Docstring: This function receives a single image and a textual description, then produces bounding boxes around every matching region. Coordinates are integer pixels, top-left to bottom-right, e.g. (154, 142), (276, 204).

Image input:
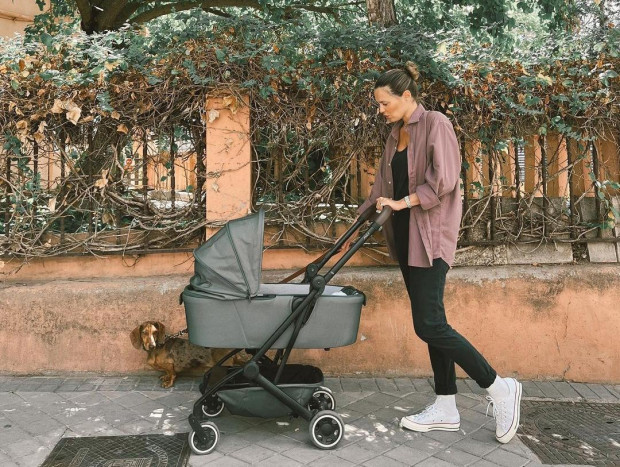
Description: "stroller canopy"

(190, 209), (264, 299)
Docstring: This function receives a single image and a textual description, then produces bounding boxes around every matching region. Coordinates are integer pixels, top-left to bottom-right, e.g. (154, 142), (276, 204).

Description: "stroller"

(181, 204), (392, 455)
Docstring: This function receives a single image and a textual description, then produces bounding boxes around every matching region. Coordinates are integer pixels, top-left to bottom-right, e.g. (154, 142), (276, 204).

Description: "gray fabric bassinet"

(183, 209), (365, 349)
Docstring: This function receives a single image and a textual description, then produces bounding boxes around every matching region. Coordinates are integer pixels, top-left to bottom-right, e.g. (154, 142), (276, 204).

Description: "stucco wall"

(1, 264), (618, 383)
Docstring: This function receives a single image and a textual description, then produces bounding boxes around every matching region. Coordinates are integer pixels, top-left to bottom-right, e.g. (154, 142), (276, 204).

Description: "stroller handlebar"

(357, 203), (393, 228)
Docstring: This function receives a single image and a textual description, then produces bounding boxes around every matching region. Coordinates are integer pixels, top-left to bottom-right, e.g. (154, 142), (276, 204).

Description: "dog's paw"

(161, 377), (174, 388)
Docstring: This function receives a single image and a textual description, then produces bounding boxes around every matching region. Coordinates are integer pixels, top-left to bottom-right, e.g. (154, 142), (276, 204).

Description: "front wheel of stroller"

(201, 394), (225, 417)
(307, 387), (336, 412)
(188, 421), (219, 455)
(309, 410), (344, 450)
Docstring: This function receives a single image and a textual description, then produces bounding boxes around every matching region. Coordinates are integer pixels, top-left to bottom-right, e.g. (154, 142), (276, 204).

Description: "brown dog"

(130, 321), (245, 388)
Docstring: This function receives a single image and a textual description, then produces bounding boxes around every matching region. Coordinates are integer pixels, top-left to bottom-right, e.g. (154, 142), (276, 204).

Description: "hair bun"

(405, 61), (420, 80)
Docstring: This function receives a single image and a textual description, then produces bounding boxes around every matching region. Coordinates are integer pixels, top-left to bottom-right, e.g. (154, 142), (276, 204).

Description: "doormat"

(41, 433), (190, 467)
(517, 401), (620, 465)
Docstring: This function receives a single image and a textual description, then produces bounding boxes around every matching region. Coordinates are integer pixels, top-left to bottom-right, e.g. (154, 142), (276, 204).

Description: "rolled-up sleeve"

(357, 158), (385, 215)
(416, 120), (461, 211)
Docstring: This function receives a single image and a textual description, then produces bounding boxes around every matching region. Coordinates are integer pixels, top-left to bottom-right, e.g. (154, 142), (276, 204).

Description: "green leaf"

(215, 48), (227, 62)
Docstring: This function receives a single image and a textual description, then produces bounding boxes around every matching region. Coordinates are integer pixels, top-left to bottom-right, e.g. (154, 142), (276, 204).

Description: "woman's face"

(374, 86), (411, 123)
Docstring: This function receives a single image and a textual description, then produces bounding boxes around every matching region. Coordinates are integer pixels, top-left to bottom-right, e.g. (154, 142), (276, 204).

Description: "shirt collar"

(389, 103), (426, 141)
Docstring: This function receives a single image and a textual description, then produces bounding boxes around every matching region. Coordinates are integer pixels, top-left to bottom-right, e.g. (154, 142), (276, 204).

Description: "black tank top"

(391, 147), (409, 201)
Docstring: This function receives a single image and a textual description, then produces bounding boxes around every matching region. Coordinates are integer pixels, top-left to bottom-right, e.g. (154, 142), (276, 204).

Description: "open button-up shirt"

(358, 104), (462, 267)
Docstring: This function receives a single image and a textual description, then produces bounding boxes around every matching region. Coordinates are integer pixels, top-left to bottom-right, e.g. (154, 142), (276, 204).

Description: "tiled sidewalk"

(0, 375), (617, 466)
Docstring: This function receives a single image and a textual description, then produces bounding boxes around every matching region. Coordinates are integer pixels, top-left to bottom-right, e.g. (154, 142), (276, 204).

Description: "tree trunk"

(366, 0), (397, 26)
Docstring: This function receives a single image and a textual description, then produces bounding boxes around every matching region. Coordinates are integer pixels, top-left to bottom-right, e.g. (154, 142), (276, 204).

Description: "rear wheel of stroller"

(307, 387), (336, 411)
(188, 421), (219, 455)
(309, 410), (344, 450)
(201, 394), (225, 417)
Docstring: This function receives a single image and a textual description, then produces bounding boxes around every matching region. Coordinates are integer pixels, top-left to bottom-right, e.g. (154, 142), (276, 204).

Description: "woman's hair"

(375, 61), (419, 99)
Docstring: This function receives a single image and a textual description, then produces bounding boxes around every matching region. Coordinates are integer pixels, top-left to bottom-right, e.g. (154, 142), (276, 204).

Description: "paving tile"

(470, 460), (503, 467)
(483, 447), (530, 466)
(414, 456), (458, 466)
(256, 433), (303, 453)
(361, 392), (401, 407)
(549, 381), (581, 399)
(364, 455), (409, 466)
(332, 441), (382, 464)
(452, 437), (497, 457)
(344, 399), (383, 416)
(605, 385), (620, 399)
(3, 438), (44, 459)
(324, 378), (342, 393)
(308, 454), (357, 466)
(520, 381), (545, 398)
(464, 379), (486, 395)
(411, 379), (434, 393)
(340, 379), (362, 392)
(0, 390), (25, 404)
(255, 453), (302, 466)
(383, 444), (430, 464)
(586, 383), (617, 400)
(455, 394), (484, 409)
(0, 449), (19, 467)
(435, 447), (481, 465)
(358, 378), (380, 392)
(404, 434), (449, 455)
(281, 445), (327, 464)
(568, 382), (599, 399)
(113, 391), (154, 408)
(229, 444), (277, 464)
(15, 449), (49, 467)
(456, 380), (471, 395)
(531, 381), (562, 399)
(393, 378), (416, 392)
(375, 378), (399, 393)
(198, 456), (249, 466)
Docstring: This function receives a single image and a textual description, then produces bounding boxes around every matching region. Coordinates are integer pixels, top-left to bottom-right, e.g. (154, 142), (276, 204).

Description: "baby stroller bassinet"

(183, 205), (392, 455)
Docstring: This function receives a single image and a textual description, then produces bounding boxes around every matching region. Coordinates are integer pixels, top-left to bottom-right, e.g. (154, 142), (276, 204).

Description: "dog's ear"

(130, 325), (143, 349)
(155, 322), (166, 344)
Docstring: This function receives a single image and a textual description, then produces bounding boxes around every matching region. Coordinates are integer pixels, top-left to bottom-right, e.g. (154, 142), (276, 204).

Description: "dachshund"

(130, 321), (247, 388)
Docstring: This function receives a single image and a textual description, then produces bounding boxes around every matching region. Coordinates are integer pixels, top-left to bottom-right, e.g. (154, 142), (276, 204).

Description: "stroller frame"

(186, 205), (392, 454)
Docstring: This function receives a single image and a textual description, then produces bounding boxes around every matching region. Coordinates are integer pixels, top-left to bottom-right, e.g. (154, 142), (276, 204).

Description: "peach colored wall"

(1, 264), (618, 383)
(0, 0), (48, 37)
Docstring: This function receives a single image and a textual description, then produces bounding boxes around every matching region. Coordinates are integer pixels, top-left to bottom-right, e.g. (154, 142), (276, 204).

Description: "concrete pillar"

(204, 95), (251, 229)
(596, 134), (620, 196)
(568, 138), (589, 197)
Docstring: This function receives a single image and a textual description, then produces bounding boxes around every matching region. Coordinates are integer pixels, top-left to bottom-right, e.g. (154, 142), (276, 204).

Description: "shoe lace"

(415, 403), (439, 420)
(485, 396), (507, 424)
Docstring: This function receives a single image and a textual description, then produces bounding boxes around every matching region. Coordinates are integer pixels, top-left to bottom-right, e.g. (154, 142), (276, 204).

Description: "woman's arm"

(415, 118), (461, 211)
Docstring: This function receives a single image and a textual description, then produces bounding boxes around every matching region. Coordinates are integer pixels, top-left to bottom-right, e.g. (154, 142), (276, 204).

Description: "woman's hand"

(376, 197), (407, 211)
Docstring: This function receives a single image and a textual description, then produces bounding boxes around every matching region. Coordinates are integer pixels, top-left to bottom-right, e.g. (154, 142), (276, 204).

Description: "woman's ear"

(130, 325), (143, 349)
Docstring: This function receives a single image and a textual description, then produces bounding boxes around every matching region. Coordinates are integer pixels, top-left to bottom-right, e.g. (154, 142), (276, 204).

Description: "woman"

(349, 63), (521, 444)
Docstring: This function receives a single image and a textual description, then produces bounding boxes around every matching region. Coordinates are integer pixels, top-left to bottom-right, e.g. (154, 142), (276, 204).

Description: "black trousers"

(392, 211), (496, 395)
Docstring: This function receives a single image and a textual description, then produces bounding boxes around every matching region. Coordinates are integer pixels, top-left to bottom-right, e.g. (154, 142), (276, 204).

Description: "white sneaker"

(486, 377), (522, 443)
(400, 401), (460, 432)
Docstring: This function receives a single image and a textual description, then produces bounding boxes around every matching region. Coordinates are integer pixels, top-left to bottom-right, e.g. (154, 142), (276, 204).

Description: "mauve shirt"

(358, 104), (462, 268)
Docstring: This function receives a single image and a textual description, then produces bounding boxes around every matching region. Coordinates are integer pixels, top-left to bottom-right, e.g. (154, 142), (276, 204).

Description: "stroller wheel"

(201, 394), (225, 417)
(309, 410), (344, 450)
(188, 421), (219, 455)
(307, 388), (336, 412)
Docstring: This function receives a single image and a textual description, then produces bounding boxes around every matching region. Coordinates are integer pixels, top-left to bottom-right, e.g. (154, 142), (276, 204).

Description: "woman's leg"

(408, 259), (496, 390)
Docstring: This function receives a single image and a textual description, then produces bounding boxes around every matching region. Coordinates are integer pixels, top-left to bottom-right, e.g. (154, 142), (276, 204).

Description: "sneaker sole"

(496, 380), (522, 444)
(400, 419), (460, 433)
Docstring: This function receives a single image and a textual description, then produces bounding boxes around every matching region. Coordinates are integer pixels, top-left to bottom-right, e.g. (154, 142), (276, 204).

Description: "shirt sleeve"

(357, 157), (385, 215)
(415, 119), (461, 211)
